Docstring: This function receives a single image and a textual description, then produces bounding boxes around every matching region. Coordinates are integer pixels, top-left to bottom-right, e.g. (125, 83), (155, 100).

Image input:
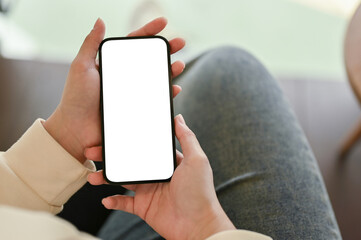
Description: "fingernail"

(157, 16), (168, 23)
(177, 114), (186, 124)
(93, 18), (100, 30)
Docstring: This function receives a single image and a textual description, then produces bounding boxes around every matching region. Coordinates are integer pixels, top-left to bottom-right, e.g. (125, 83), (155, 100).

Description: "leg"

(97, 210), (162, 240)
(98, 46), (341, 240)
(173, 46), (341, 239)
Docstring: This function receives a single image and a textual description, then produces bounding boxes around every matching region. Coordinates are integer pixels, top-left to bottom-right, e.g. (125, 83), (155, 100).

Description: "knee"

(201, 46), (261, 72)
(204, 46), (254, 63)
(194, 46), (276, 90)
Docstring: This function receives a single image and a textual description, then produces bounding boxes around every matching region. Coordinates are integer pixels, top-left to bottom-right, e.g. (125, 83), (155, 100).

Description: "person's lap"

(97, 46), (341, 240)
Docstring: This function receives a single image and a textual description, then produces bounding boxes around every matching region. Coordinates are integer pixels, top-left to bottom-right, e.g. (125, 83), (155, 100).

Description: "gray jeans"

(98, 47), (341, 240)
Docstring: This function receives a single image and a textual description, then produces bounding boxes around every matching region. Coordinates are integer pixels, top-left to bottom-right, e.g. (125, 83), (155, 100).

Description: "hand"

(86, 115), (236, 240)
(43, 17), (185, 163)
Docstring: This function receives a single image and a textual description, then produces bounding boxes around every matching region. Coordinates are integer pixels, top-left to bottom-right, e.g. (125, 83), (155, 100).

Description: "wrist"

(190, 205), (236, 240)
(43, 108), (86, 164)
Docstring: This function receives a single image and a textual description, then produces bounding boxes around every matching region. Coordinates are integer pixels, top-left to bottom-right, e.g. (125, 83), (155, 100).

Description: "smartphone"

(99, 36), (176, 184)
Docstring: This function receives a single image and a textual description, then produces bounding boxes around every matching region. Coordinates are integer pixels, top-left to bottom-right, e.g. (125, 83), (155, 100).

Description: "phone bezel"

(98, 36), (177, 185)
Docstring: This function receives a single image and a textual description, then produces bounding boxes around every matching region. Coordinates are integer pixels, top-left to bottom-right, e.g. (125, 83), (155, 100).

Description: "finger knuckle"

(85, 33), (92, 41)
(198, 154), (210, 165)
(200, 154), (209, 162)
(182, 129), (196, 139)
(188, 152), (208, 163)
(71, 58), (88, 72)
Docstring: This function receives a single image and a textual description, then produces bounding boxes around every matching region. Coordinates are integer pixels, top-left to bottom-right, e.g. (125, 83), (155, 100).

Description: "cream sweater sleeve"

(0, 119), (272, 240)
(0, 119), (96, 214)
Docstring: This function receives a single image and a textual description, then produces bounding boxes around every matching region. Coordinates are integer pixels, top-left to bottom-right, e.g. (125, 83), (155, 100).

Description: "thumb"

(175, 114), (205, 158)
(75, 18), (105, 67)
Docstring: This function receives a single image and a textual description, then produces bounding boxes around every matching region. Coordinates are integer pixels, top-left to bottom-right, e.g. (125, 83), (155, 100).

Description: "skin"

(43, 17), (185, 164)
(86, 115), (236, 240)
(43, 17), (235, 240)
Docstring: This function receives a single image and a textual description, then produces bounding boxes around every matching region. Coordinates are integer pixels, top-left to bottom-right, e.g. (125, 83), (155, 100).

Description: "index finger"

(174, 114), (205, 158)
(127, 17), (167, 37)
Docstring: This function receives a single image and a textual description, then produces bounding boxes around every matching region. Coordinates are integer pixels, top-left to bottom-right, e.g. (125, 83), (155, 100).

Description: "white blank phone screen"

(101, 37), (174, 183)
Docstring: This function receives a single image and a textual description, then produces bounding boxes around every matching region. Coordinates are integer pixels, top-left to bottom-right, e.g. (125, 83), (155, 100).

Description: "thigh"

(172, 46), (341, 240)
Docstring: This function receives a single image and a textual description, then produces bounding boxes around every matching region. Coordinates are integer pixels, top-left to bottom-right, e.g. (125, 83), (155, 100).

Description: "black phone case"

(98, 36), (177, 185)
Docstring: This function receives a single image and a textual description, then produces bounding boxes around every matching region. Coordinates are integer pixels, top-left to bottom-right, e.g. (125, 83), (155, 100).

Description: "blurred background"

(0, 0), (357, 78)
(1, 0), (361, 239)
